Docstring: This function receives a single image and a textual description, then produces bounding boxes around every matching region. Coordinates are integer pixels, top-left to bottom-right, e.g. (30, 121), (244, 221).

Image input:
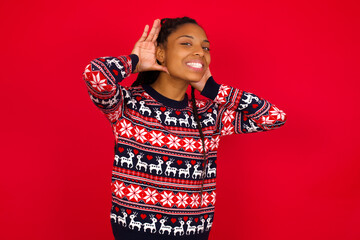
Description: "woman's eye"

(180, 43), (210, 51)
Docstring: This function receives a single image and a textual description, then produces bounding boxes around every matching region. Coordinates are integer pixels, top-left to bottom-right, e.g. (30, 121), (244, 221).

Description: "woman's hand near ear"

(131, 19), (169, 74)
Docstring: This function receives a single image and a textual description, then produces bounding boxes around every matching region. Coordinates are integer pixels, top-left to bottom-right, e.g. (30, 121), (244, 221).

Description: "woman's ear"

(156, 45), (165, 65)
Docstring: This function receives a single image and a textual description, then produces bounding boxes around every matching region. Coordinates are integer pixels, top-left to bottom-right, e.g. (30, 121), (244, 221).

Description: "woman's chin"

(169, 71), (204, 83)
(184, 72), (205, 82)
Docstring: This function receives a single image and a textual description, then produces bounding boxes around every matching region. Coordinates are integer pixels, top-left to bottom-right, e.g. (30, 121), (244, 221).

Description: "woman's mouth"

(185, 62), (204, 71)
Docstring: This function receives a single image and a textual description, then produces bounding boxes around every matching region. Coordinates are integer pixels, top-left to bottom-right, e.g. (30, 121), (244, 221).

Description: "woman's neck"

(150, 73), (189, 101)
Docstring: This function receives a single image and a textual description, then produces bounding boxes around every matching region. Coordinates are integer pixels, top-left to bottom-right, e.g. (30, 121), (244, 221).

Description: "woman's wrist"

(200, 76), (220, 100)
(129, 54), (140, 73)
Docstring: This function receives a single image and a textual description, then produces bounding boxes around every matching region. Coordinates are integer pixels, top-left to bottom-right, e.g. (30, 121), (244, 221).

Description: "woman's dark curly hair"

(132, 17), (209, 207)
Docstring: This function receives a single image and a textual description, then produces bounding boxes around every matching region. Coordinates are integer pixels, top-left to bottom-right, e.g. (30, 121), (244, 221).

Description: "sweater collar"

(141, 84), (189, 109)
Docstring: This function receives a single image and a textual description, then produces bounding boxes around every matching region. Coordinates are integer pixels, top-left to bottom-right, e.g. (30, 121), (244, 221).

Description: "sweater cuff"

(200, 76), (221, 100)
(129, 54), (139, 73)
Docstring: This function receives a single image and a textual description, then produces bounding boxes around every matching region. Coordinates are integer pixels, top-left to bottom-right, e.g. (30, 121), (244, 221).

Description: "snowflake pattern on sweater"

(83, 54), (286, 240)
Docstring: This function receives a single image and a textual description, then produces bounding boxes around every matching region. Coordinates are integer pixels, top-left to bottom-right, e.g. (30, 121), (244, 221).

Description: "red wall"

(1, 0), (359, 239)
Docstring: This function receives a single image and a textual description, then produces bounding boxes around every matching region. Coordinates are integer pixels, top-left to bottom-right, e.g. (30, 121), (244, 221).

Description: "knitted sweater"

(82, 54), (287, 240)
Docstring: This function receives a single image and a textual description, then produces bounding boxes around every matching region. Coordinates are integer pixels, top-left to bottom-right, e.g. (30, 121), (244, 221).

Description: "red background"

(1, 0), (359, 239)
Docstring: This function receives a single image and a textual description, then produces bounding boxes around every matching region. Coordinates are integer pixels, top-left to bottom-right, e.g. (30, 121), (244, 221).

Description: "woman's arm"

(82, 54), (138, 123)
(200, 76), (287, 136)
(82, 19), (167, 123)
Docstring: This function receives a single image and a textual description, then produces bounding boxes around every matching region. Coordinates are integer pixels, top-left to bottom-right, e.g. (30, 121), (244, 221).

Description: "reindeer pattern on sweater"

(83, 54), (287, 239)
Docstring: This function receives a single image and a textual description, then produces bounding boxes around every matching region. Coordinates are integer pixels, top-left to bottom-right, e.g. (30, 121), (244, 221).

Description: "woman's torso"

(109, 84), (221, 239)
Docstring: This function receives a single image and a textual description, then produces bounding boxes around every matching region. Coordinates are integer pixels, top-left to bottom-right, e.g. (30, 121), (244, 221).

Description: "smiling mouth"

(185, 62), (204, 71)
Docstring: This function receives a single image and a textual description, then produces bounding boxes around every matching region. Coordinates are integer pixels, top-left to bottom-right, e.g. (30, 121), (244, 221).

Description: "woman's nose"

(193, 45), (205, 57)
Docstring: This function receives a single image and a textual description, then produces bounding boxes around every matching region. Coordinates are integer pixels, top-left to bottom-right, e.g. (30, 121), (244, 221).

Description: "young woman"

(83, 17), (286, 240)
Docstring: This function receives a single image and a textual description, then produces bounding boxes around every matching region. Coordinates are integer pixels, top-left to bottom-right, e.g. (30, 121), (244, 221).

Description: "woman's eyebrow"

(176, 35), (210, 43)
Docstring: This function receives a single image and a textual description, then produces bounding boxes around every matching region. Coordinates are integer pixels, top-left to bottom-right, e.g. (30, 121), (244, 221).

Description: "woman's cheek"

(167, 59), (183, 75)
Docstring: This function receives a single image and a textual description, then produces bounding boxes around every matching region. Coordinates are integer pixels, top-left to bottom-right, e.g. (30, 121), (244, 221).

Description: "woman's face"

(158, 23), (211, 83)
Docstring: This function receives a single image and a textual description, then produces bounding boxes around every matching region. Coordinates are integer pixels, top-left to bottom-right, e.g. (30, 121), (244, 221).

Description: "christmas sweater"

(82, 54), (287, 240)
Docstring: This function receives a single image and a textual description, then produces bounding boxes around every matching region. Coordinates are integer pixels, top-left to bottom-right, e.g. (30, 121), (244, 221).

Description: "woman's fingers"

(137, 24), (149, 43)
(137, 19), (160, 44)
(151, 20), (161, 43)
(147, 19), (160, 42)
(151, 32), (159, 44)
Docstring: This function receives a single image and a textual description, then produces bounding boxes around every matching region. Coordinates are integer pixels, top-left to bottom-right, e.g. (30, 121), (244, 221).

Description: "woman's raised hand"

(190, 67), (212, 92)
(131, 19), (169, 74)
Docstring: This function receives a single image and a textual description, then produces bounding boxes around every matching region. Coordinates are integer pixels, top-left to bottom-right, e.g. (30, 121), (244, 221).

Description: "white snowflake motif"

(195, 99), (206, 108)
(149, 131), (165, 147)
(182, 138), (197, 152)
(269, 106), (286, 121)
(160, 191), (175, 207)
(166, 134), (181, 150)
(176, 193), (189, 208)
(90, 72), (107, 92)
(209, 136), (220, 151)
(117, 119), (133, 138)
(113, 181), (126, 198)
(201, 193), (210, 207)
(210, 191), (216, 206)
(221, 124), (234, 136)
(198, 138), (209, 153)
(260, 115), (276, 125)
(222, 109), (235, 124)
(189, 193), (200, 208)
(143, 188), (159, 205)
(218, 85), (231, 97)
(133, 126), (148, 143)
(126, 185), (142, 202)
(214, 95), (226, 104)
(83, 64), (91, 79)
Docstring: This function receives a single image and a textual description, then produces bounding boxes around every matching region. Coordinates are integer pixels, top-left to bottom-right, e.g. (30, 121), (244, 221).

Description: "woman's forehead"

(169, 23), (208, 41)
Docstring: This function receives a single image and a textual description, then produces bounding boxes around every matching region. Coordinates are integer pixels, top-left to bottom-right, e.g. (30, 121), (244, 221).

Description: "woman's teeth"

(186, 62), (203, 69)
